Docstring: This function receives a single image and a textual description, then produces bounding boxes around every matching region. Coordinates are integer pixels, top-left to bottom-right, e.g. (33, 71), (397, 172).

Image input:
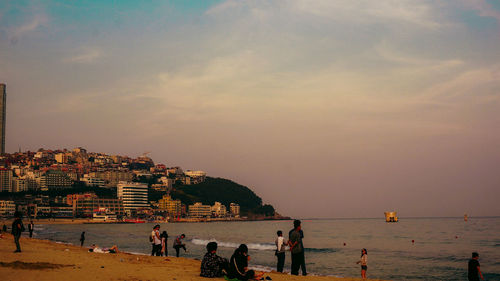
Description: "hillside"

(170, 177), (276, 217)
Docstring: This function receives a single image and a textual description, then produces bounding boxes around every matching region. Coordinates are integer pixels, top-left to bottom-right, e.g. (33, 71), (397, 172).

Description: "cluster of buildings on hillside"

(0, 147), (240, 220)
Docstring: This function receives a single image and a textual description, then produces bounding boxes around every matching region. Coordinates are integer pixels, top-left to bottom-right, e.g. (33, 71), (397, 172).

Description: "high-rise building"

(40, 170), (73, 191)
(0, 168), (13, 192)
(117, 181), (149, 215)
(0, 83), (5, 154)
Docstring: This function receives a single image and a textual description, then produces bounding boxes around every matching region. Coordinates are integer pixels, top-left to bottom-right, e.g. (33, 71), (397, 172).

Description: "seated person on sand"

(226, 244), (264, 281)
(89, 244), (119, 254)
(200, 241), (229, 278)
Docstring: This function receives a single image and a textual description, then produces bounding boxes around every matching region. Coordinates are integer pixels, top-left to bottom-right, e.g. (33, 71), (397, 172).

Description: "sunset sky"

(1, 0), (499, 218)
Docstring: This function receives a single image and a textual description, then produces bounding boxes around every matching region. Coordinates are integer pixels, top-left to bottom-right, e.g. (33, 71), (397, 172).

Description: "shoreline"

(0, 234), (387, 281)
(1, 217), (292, 226)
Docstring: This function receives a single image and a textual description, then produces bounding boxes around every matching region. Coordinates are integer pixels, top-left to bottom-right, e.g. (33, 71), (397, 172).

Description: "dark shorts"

(361, 265), (367, 270)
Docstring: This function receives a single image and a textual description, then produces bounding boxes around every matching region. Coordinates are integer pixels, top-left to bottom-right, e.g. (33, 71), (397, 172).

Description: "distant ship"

(384, 211), (398, 222)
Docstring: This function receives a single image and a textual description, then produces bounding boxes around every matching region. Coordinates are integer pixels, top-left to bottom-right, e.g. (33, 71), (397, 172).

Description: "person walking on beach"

(160, 230), (169, 256)
(151, 225), (162, 256)
(275, 230), (286, 273)
(11, 211), (25, 253)
(356, 248), (368, 280)
(28, 221), (34, 238)
(468, 252), (484, 281)
(289, 219), (306, 276)
(173, 234), (187, 257)
(80, 231), (85, 247)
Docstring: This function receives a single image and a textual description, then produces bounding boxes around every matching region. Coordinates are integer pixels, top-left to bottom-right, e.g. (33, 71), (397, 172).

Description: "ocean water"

(31, 217), (500, 280)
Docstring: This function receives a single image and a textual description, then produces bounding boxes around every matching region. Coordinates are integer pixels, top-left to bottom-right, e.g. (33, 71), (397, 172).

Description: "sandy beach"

(0, 234), (387, 281)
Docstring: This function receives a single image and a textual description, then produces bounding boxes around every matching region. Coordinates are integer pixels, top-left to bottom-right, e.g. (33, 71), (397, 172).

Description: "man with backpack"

(12, 211), (25, 253)
(150, 225), (162, 256)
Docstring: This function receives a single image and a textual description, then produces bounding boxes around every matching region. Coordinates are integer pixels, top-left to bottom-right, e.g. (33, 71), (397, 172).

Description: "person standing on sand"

(160, 230), (169, 256)
(289, 219), (307, 276)
(173, 234), (187, 257)
(11, 211), (25, 253)
(275, 230), (286, 273)
(356, 248), (368, 280)
(151, 225), (162, 256)
(468, 252), (485, 281)
(80, 232), (85, 247)
(28, 221), (34, 238)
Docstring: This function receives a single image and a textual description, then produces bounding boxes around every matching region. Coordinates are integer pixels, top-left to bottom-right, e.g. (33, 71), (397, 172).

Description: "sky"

(1, 0), (499, 218)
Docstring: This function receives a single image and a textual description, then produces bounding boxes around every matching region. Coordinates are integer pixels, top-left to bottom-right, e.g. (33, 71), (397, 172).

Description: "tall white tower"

(0, 83), (5, 154)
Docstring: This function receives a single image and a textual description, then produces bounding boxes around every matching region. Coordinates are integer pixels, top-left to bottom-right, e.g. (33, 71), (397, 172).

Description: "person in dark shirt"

(288, 219), (306, 276)
(200, 242), (228, 278)
(160, 231), (169, 256)
(173, 234), (187, 257)
(80, 231), (85, 247)
(468, 252), (484, 281)
(227, 244), (263, 281)
(11, 211), (24, 253)
(28, 221), (34, 238)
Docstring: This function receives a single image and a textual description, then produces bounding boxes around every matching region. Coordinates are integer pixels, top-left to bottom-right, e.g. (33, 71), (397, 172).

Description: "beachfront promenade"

(0, 234), (386, 281)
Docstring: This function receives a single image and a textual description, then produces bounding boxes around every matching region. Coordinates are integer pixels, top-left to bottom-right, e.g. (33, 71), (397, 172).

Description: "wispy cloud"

(63, 48), (104, 64)
(9, 14), (48, 44)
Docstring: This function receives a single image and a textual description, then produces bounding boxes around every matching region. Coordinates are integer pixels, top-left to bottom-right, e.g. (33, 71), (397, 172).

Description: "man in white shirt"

(151, 225), (162, 256)
(275, 230), (286, 272)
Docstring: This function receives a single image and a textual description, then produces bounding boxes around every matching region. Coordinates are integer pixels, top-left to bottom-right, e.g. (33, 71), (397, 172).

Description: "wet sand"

(0, 234), (387, 281)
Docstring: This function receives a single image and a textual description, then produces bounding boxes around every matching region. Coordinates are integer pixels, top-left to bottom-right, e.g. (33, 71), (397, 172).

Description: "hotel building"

(117, 181), (149, 215)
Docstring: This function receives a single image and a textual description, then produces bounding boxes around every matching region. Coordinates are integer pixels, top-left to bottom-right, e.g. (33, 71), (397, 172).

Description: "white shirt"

(276, 236), (285, 252)
(153, 230), (162, 245)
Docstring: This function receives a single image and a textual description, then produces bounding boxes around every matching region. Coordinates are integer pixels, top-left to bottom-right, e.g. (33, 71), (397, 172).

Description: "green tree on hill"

(171, 177), (275, 216)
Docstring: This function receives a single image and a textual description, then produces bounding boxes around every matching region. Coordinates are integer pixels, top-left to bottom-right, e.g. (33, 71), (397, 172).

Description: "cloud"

(207, 0), (445, 29)
(461, 0), (500, 23)
(63, 48), (104, 64)
(9, 14), (48, 44)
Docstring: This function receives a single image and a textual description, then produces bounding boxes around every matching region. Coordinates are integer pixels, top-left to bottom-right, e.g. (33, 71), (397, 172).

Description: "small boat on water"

(384, 211), (398, 222)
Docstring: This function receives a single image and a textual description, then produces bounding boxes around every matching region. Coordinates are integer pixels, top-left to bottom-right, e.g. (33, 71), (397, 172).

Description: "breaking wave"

(190, 238), (338, 253)
(190, 238), (276, 251)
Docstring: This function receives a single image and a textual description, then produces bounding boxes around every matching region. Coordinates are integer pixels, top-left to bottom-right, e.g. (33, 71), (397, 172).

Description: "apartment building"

(188, 202), (212, 218)
(157, 195), (182, 216)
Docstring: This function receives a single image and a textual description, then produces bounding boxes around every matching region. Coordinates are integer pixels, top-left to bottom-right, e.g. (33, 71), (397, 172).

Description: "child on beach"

(356, 248), (368, 280)
(275, 230), (286, 273)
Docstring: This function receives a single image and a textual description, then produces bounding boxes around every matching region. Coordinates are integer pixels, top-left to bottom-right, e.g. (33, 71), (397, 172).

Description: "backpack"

(149, 233), (154, 243)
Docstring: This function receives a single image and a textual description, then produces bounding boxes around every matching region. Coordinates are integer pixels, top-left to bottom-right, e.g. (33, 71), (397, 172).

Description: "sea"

(31, 217), (500, 281)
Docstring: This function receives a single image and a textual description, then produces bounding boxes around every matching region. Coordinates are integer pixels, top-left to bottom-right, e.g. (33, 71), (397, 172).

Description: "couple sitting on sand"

(200, 243), (267, 281)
